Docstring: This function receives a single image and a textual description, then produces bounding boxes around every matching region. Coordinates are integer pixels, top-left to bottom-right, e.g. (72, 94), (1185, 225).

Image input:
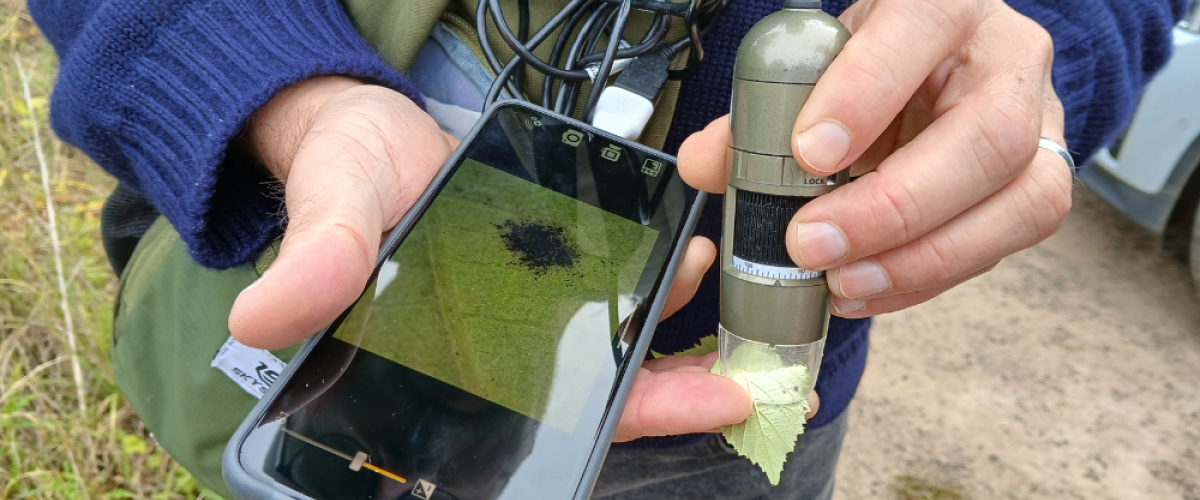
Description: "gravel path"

(834, 189), (1200, 499)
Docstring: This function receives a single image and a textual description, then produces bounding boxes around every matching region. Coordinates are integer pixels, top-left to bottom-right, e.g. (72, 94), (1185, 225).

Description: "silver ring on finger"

(1037, 137), (1075, 172)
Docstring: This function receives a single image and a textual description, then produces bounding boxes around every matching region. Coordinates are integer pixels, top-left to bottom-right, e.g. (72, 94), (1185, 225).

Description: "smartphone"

(223, 100), (706, 500)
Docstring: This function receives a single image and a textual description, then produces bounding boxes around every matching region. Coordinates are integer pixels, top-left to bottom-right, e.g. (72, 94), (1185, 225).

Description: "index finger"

(791, 0), (983, 175)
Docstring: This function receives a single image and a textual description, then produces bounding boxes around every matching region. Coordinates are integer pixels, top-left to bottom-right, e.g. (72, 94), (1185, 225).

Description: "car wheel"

(1192, 200), (1200, 296)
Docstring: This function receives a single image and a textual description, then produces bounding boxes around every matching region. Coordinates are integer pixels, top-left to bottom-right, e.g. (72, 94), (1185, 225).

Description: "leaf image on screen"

(336, 159), (659, 432)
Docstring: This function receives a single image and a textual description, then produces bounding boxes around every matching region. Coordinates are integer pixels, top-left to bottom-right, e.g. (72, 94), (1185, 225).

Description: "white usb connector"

(591, 87), (655, 140)
(588, 46), (674, 141)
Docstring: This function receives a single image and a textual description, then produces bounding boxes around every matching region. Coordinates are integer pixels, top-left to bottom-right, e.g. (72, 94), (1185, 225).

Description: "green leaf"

(16, 488), (43, 499)
(105, 489), (137, 499)
(174, 467), (199, 495)
(120, 434), (147, 455)
(712, 350), (811, 486)
(651, 334), (718, 358)
(4, 393), (35, 413)
(672, 334), (720, 357)
(11, 96), (47, 119)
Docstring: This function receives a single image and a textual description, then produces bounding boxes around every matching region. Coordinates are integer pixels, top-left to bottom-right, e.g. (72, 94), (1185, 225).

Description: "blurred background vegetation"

(0, 3), (219, 498)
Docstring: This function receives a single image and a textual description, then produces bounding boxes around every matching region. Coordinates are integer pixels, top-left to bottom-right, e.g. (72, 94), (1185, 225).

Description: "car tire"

(1192, 200), (1200, 296)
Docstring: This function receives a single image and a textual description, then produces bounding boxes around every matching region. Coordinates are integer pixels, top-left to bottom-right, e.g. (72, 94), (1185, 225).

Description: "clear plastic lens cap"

(718, 325), (824, 405)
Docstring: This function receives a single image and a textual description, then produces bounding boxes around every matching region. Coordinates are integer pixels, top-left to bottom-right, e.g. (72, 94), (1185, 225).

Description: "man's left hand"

(678, 0), (1074, 318)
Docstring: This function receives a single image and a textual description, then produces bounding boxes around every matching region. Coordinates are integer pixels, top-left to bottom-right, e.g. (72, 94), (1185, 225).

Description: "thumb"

(229, 87), (450, 349)
(614, 353), (753, 441)
(677, 115), (731, 194)
(228, 186), (381, 350)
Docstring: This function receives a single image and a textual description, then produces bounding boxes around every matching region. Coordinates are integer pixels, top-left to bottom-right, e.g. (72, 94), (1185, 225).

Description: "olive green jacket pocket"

(112, 218), (298, 498)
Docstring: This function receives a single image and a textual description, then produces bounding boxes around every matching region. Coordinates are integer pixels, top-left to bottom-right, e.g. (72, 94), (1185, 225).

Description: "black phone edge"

(222, 100), (707, 500)
(570, 171), (707, 500)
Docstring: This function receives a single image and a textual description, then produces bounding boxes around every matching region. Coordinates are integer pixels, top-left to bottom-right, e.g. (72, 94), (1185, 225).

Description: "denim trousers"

(593, 409), (849, 500)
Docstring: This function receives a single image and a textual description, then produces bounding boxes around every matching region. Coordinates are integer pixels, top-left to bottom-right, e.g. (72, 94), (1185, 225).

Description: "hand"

(613, 352), (819, 442)
(678, 0), (1073, 318)
(227, 76), (717, 350)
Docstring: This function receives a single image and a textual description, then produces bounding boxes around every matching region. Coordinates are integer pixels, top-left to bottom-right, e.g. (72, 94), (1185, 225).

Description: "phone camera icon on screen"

(641, 158), (664, 177)
(562, 129), (584, 147)
(600, 145), (622, 162)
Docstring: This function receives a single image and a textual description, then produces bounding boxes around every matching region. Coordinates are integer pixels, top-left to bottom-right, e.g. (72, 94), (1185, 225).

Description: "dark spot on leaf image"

(497, 220), (579, 274)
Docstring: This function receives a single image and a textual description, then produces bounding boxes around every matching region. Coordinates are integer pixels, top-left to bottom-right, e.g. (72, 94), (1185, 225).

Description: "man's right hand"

(226, 77), (754, 440)
(228, 76), (455, 349)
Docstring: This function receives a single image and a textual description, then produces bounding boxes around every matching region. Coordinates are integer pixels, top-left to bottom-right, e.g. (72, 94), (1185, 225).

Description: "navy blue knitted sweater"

(30, 0), (1188, 432)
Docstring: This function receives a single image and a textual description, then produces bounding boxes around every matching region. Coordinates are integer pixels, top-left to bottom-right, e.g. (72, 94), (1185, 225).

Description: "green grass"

(0, 4), (217, 498)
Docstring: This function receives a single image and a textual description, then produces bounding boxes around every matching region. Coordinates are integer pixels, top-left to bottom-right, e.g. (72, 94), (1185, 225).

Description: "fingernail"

(793, 221), (848, 269)
(836, 260), (891, 299)
(795, 122), (851, 174)
(831, 296), (866, 314)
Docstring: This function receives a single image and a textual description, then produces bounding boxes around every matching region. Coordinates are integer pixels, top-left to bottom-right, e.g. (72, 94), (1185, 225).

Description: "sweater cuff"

(52, 0), (422, 269)
(1006, 2), (1099, 166)
(1006, 0), (1181, 167)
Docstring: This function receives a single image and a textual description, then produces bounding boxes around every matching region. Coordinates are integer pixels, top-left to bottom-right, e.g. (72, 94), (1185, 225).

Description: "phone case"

(222, 100), (707, 500)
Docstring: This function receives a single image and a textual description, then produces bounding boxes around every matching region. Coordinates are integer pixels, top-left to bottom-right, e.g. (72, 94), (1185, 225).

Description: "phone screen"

(233, 104), (694, 500)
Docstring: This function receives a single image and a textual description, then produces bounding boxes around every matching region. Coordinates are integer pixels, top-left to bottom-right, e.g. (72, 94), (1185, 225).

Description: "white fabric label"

(211, 336), (286, 399)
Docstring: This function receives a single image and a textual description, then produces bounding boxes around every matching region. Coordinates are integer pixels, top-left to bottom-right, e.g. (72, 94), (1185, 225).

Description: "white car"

(1083, 4), (1200, 292)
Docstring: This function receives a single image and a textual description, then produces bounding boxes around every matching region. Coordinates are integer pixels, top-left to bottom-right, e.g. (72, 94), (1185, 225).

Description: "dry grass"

(892, 475), (966, 500)
(1, 5), (218, 499)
